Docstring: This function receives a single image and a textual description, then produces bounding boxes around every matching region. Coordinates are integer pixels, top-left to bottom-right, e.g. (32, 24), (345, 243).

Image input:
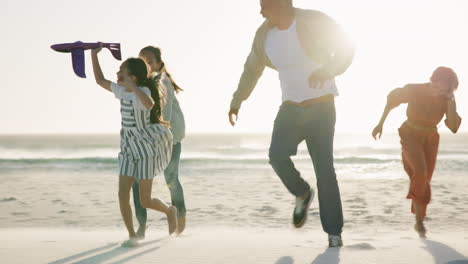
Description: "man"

(228, 0), (354, 247)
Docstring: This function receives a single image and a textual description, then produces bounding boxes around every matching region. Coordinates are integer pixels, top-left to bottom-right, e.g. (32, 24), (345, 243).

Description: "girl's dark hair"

(140, 46), (184, 93)
(431, 66), (459, 91)
(124, 58), (166, 124)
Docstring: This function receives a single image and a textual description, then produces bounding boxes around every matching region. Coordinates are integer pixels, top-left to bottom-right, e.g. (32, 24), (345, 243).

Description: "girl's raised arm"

(91, 44), (111, 91)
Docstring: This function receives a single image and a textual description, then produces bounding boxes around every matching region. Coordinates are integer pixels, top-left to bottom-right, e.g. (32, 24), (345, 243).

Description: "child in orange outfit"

(372, 67), (462, 238)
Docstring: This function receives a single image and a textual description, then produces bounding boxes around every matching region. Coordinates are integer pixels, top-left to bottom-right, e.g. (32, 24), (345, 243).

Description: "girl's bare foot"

(177, 216), (186, 235)
(121, 237), (138, 248)
(167, 206), (178, 235)
(414, 221), (427, 238)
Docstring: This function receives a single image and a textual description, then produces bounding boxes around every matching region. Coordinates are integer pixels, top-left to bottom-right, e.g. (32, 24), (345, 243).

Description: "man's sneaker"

(328, 235), (343, 248)
(293, 188), (315, 228)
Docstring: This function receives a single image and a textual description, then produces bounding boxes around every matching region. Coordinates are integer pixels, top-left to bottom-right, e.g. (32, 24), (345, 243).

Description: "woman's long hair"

(140, 46), (184, 93)
(124, 58), (166, 124)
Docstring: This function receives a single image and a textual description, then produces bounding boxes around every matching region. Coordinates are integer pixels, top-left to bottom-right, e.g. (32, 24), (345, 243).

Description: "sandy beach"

(1, 134), (467, 263)
(3, 0), (468, 262)
(1, 228), (467, 264)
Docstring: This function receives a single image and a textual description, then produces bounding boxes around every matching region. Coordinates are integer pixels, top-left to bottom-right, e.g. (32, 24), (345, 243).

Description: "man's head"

(260, 0), (293, 24)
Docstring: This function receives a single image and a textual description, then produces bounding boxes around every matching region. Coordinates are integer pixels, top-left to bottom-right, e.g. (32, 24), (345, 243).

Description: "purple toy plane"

(51, 41), (121, 78)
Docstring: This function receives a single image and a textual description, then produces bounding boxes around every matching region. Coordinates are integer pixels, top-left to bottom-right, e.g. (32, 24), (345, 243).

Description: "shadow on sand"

(48, 237), (168, 264)
(311, 248), (341, 264)
(274, 256), (294, 264)
(423, 239), (468, 264)
(273, 247), (340, 264)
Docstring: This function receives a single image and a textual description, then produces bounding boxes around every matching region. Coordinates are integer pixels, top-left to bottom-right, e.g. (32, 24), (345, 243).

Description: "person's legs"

(164, 142), (186, 233)
(269, 103), (313, 228)
(118, 175), (136, 239)
(269, 104), (310, 197)
(138, 179), (178, 234)
(304, 102), (343, 238)
(420, 133), (440, 219)
(132, 181), (147, 239)
(400, 131), (429, 237)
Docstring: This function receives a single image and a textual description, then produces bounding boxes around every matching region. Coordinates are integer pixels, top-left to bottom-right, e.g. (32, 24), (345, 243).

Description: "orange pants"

(399, 124), (439, 218)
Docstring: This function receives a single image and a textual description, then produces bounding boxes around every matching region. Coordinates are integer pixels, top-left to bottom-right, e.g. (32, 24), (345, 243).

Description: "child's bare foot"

(167, 206), (178, 235)
(136, 225), (147, 240)
(177, 216), (186, 235)
(414, 221), (427, 238)
(121, 237), (138, 248)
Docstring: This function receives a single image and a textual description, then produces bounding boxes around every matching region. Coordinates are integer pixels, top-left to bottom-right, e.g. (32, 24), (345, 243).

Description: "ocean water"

(0, 133), (467, 178)
(1, 133), (467, 229)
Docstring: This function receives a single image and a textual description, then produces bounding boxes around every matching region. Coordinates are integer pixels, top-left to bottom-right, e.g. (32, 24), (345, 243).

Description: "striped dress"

(111, 82), (173, 180)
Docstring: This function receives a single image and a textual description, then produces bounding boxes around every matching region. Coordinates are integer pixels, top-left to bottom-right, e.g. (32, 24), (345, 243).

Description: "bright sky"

(2, 0), (467, 134)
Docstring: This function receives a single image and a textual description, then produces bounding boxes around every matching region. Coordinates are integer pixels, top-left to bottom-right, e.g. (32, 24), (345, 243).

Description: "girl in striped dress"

(91, 44), (176, 247)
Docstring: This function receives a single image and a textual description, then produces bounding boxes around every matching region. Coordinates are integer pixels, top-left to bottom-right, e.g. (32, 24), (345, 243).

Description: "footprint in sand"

(1, 197), (17, 202)
(354, 238), (375, 242)
(349, 205), (366, 209)
(352, 210), (369, 216)
(400, 236), (413, 240)
(345, 197), (367, 206)
(212, 204), (225, 210)
(257, 205), (278, 215)
(345, 243), (376, 250)
(11, 212), (28, 216)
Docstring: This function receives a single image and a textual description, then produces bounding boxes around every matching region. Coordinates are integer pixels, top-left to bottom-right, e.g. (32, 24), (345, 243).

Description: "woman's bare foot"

(177, 216), (186, 235)
(136, 225), (147, 240)
(167, 206), (178, 235)
(414, 221), (427, 238)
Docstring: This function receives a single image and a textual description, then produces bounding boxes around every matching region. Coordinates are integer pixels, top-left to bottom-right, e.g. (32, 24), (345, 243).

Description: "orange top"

(387, 83), (448, 128)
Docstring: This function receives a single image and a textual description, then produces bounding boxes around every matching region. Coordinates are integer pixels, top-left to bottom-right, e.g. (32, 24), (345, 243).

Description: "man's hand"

(309, 68), (334, 88)
(228, 108), (239, 126)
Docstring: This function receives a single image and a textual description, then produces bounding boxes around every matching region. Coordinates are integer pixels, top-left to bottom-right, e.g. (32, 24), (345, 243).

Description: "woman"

(372, 67), (461, 238)
(132, 46), (187, 237)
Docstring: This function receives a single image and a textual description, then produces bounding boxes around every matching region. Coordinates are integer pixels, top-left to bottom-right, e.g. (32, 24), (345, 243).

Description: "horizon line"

(0, 132), (467, 136)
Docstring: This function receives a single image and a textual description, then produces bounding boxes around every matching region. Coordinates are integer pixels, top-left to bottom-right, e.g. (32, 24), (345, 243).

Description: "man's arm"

(307, 11), (355, 85)
(323, 18), (355, 77)
(229, 32), (266, 126)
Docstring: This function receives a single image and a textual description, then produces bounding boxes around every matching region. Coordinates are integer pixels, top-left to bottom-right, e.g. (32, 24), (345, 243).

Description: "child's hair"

(140, 46), (184, 93)
(431, 66), (459, 91)
(124, 58), (166, 124)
